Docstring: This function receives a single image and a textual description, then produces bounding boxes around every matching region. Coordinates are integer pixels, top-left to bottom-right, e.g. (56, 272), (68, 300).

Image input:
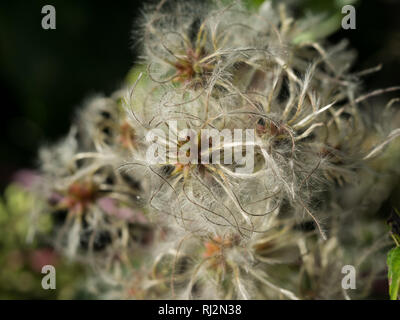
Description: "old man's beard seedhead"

(28, 0), (400, 299)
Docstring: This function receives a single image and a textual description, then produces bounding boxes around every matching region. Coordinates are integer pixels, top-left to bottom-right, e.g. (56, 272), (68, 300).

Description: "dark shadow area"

(0, 0), (145, 189)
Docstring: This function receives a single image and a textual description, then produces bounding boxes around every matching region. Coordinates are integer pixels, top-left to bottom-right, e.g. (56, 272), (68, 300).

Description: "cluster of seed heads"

(31, 0), (400, 299)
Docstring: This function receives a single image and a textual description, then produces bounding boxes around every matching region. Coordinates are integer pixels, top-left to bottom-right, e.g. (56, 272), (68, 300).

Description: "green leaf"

(244, 0), (266, 9)
(387, 247), (400, 300)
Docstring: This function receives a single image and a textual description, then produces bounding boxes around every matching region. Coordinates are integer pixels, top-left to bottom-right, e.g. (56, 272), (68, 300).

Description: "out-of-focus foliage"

(387, 247), (400, 300)
(387, 208), (400, 300)
(0, 184), (86, 299)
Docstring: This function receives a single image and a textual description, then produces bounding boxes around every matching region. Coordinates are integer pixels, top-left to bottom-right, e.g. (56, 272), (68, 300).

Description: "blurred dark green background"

(0, 0), (145, 190)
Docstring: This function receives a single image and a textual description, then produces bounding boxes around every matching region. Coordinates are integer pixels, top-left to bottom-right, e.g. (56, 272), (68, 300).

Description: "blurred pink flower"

(98, 197), (147, 224)
(29, 248), (59, 273)
(13, 169), (42, 189)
